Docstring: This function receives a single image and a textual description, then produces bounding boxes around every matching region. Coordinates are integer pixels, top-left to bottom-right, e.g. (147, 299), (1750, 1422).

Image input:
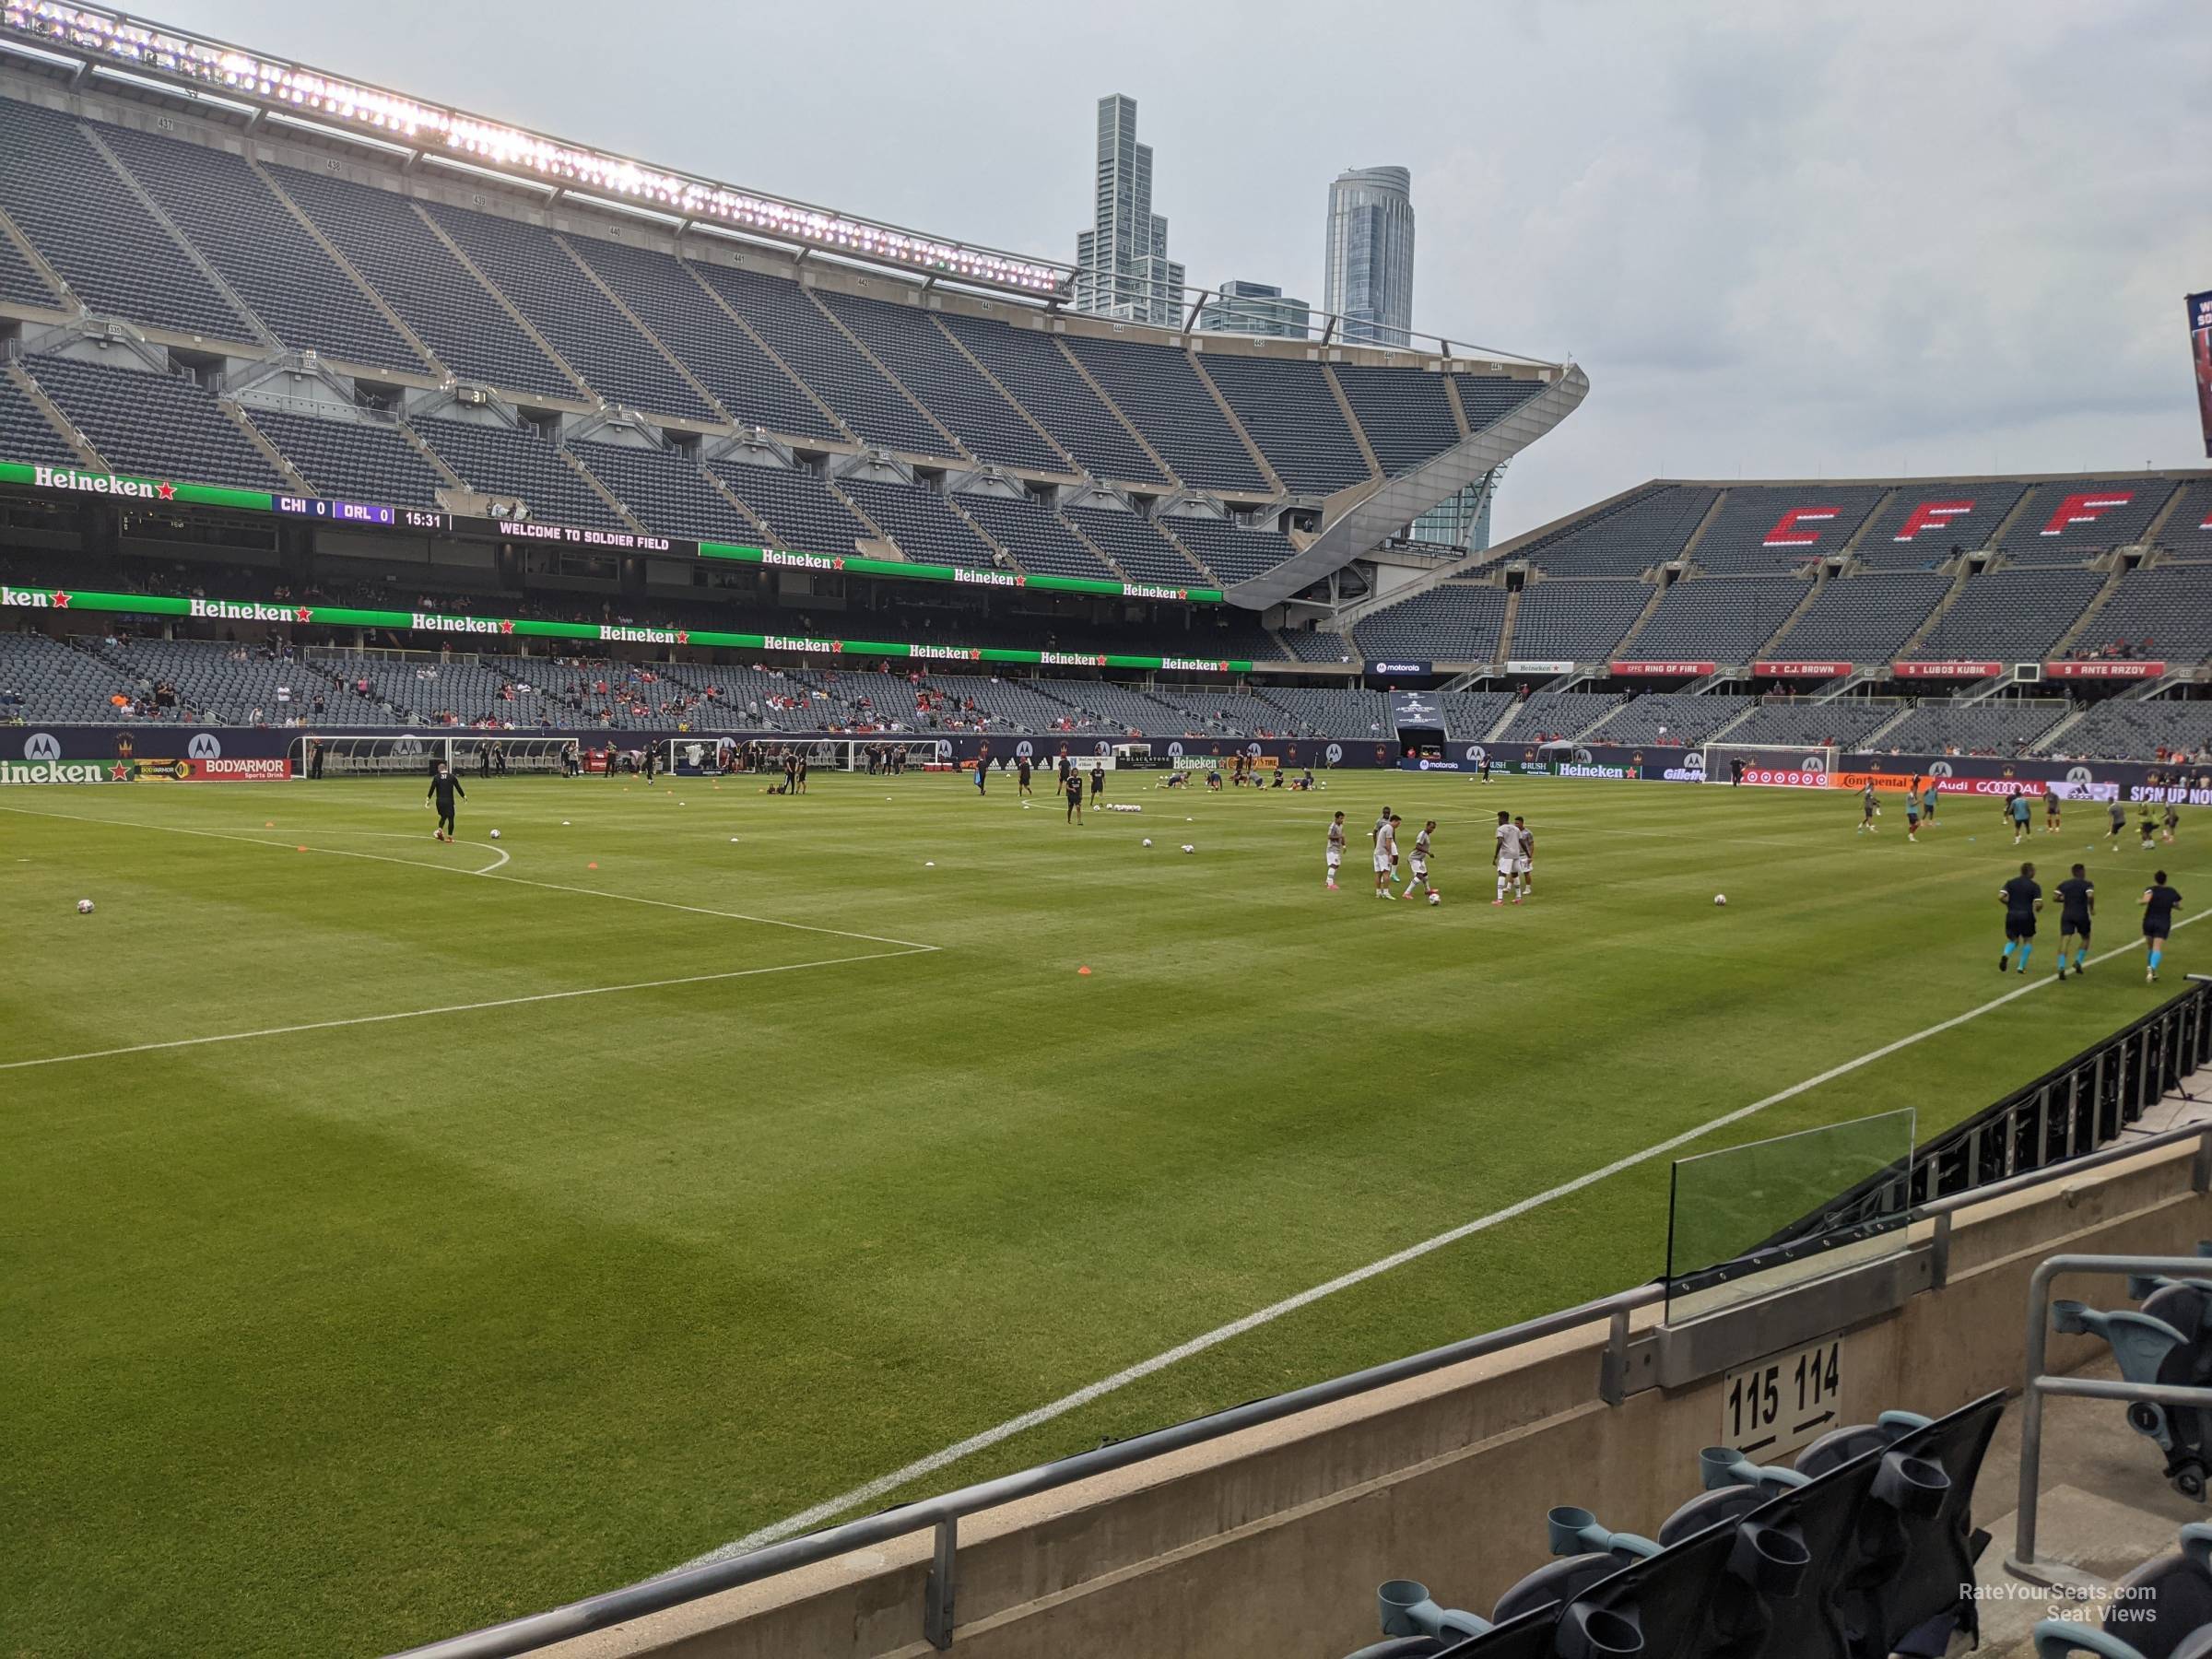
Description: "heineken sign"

(0, 460), (1227, 605)
(0, 584), (1253, 674)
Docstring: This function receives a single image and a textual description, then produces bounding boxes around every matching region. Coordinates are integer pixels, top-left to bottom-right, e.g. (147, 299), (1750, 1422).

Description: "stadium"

(4, 3), (2212, 1657)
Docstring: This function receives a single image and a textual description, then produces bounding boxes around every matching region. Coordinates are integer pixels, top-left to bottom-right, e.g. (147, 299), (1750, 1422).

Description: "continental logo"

(953, 568), (1021, 588)
(31, 464), (177, 500)
(0, 759), (111, 784)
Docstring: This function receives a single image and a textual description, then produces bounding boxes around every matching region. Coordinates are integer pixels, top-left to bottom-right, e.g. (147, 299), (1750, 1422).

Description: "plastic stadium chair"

(2032, 1524), (2212, 1659)
(2053, 1298), (2212, 1500)
(1856, 1393), (2006, 1657)
(2125, 1243), (2212, 1309)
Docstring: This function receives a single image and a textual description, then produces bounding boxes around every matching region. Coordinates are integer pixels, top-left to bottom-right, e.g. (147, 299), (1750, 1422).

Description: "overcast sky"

(172, 0), (2212, 537)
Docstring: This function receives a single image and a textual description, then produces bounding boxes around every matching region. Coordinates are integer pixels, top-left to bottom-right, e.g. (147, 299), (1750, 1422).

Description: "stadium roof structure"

(0, 2), (1585, 610)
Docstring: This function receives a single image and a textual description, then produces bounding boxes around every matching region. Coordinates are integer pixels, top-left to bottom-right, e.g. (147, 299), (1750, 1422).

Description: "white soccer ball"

(1713, 893), (1728, 906)
(1182, 843), (1194, 853)
(76, 898), (94, 914)
(924, 861), (935, 868)
(1429, 891), (1441, 906)
(1142, 837), (1152, 846)
(489, 829), (500, 840)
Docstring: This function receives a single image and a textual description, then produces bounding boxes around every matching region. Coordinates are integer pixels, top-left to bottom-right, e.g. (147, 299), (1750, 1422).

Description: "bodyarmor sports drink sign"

(2192, 291), (2212, 459)
(0, 462), (1228, 606)
(0, 584), (1254, 674)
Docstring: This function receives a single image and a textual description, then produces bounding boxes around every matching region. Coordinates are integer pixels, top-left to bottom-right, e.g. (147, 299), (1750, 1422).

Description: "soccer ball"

(1713, 894), (1728, 906)
(76, 898), (94, 914)
(1429, 891), (1441, 906)
(1182, 843), (1194, 853)
(1142, 837), (1153, 846)
(489, 829), (500, 840)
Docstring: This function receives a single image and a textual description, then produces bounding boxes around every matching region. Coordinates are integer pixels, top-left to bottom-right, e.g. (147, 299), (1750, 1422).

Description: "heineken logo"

(2, 584), (60, 608)
(911, 643), (983, 662)
(1159, 656), (1229, 673)
(953, 568), (1018, 588)
(190, 598), (297, 623)
(599, 624), (680, 644)
(1041, 651), (1107, 667)
(411, 612), (504, 635)
(764, 633), (836, 653)
(33, 464), (176, 501)
(1124, 583), (1187, 601)
(763, 549), (837, 571)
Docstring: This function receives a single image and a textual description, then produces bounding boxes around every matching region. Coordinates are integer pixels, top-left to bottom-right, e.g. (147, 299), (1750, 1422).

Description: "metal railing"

(390, 1121), (2212, 1658)
(1767, 982), (2212, 1250)
(389, 1280), (1667, 1658)
(2008, 1251), (2212, 1591)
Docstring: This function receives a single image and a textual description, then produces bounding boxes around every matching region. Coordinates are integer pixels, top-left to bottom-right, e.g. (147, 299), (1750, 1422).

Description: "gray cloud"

(173, 0), (2210, 537)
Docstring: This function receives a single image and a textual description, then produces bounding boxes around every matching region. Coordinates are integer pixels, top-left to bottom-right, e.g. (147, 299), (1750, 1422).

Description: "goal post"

(1697, 742), (1838, 786)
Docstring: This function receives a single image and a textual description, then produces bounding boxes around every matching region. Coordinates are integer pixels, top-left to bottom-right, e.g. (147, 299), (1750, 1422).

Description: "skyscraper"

(1197, 280), (1312, 339)
(1323, 166), (1416, 347)
(1074, 95), (1184, 327)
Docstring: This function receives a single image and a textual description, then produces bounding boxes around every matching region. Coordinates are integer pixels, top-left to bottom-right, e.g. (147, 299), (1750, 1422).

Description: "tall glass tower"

(1322, 166), (1415, 347)
(1073, 95), (1184, 327)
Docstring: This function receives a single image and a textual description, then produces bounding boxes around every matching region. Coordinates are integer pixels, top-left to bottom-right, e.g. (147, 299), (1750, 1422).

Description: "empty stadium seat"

(951, 491), (1116, 581)
(1627, 575), (1807, 662)
(1878, 700), (2067, 756)
(1852, 484), (2028, 570)
(1600, 692), (1753, 746)
(1513, 485), (1718, 577)
(568, 441), (762, 544)
(1334, 365), (1461, 476)
(243, 407), (450, 509)
(1909, 568), (2107, 661)
(90, 119), (420, 371)
(0, 97), (250, 340)
(2074, 568), (2212, 664)
(937, 315), (1169, 486)
(1196, 352), (1371, 495)
(1165, 515), (1300, 586)
(2159, 484), (2212, 561)
(1687, 486), (1888, 572)
(1064, 505), (1209, 585)
(832, 476), (999, 570)
(2052, 1288), (2212, 1500)
(1062, 334), (1269, 494)
(2004, 479), (2182, 562)
(707, 460), (871, 556)
(1725, 698), (1901, 750)
(23, 353), (282, 488)
(2032, 1524), (2212, 1658)
(1354, 584), (1509, 663)
(411, 416), (624, 531)
(0, 371), (77, 464)
(1765, 572), (1950, 663)
(1496, 690), (1621, 742)
(1509, 580), (1650, 663)
(2044, 702), (2212, 763)
(817, 290), (1065, 473)
(1450, 376), (1546, 435)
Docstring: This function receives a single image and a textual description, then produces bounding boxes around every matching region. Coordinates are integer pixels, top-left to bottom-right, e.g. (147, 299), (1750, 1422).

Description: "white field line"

(692, 905), (2209, 1563)
(0, 805), (936, 950)
(0, 947), (931, 1073)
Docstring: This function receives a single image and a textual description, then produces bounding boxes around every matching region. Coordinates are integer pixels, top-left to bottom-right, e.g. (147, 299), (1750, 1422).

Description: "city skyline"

(1323, 165), (1417, 347)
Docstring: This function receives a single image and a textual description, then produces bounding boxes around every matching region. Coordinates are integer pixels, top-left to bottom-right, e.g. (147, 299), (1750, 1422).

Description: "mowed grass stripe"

(3, 772), (2201, 1656)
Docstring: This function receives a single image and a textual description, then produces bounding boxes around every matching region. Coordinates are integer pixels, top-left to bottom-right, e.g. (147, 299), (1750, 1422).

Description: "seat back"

(1854, 1392), (2005, 1655)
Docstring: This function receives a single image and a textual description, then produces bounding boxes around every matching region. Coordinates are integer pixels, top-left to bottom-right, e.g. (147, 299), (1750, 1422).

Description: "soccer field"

(4, 769), (2202, 1656)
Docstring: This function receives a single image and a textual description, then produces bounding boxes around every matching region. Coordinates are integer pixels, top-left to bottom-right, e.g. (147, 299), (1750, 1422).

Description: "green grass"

(2, 770), (2201, 1656)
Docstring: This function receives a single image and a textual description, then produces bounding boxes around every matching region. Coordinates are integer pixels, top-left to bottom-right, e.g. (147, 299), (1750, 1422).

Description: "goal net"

(292, 734), (453, 776)
(1698, 742), (1838, 787)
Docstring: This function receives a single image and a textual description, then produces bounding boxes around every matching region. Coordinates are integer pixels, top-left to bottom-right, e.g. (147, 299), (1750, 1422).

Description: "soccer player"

(1479, 756), (1493, 783)
(1326, 811), (1347, 890)
(2165, 802), (2182, 846)
(1408, 819), (1439, 901)
(1904, 785), (1922, 843)
(1017, 755), (1032, 796)
(2109, 798), (2129, 851)
(427, 759), (465, 842)
(1998, 862), (2041, 974)
(2008, 792), (2033, 845)
(2055, 864), (2094, 980)
(1512, 815), (1535, 899)
(1064, 762), (1084, 824)
(2142, 807), (2159, 851)
(1374, 813), (1401, 899)
(795, 753), (808, 795)
(2042, 782), (2062, 834)
(1493, 809), (1519, 906)
(1920, 779), (1938, 829)
(974, 744), (990, 794)
(2142, 871), (2183, 983)
(1857, 782), (1879, 834)
(1089, 763), (1105, 806)
(641, 744), (657, 784)
(1372, 806), (1397, 887)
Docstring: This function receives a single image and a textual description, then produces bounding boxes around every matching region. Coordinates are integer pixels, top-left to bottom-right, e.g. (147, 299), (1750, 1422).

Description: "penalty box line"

(695, 905), (2210, 1564)
(0, 804), (940, 953)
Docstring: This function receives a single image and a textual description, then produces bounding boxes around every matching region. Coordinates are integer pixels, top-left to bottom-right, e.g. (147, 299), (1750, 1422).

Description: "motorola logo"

(1015, 739), (1034, 759)
(23, 732), (60, 761)
(1465, 746), (1487, 764)
(187, 733), (223, 760)
(392, 735), (423, 759)
(2065, 766), (2093, 787)
(1168, 741), (1185, 758)
(1324, 743), (1344, 764)
(1929, 761), (1953, 777)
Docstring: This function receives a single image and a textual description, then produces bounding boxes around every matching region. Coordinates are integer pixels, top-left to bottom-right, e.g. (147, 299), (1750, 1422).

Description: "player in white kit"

(1374, 814), (1401, 899)
(1494, 810), (1520, 906)
(1408, 819), (1439, 903)
(1512, 815), (1535, 900)
(1326, 811), (1347, 890)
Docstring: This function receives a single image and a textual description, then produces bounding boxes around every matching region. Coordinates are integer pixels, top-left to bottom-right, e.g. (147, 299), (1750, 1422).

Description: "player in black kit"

(2054, 864), (2094, 980)
(428, 759), (465, 842)
(1997, 862), (2041, 974)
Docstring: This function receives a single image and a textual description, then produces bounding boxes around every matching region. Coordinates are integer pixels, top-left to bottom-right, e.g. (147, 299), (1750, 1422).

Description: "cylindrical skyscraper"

(1323, 166), (1415, 347)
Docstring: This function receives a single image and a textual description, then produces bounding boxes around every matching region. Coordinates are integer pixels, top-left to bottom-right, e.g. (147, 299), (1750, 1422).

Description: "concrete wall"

(549, 1138), (2209, 1659)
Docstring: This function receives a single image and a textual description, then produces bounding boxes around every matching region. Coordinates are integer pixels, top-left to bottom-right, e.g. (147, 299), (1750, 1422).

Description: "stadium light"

(0, 29), (76, 67)
(1, 0), (1074, 298)
(88, 62), (256, 114)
